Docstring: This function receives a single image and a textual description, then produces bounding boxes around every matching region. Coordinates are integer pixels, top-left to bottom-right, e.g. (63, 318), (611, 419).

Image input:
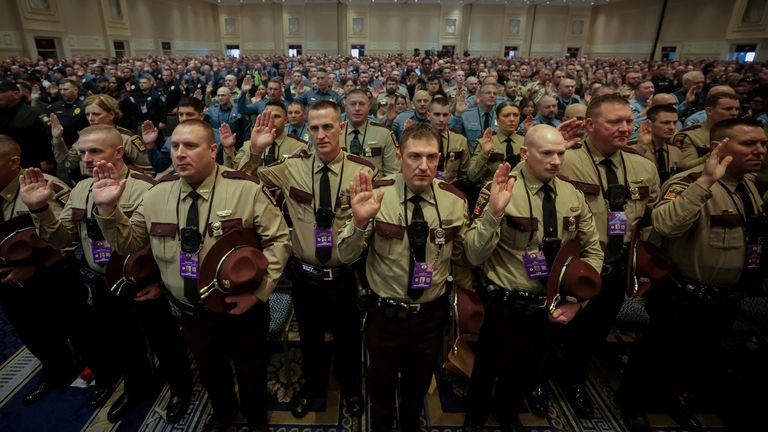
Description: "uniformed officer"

(204, 87), (249, 164)
(467, 101), (525, 185)
(461, 83), (499, 151)
(294, 68), (344, 109)
(463, 125), (603, 432)
(376, 76), (410, 108)
(337, 124), (471, 432)
(143, 96), (206, 175)
(285, 101), (311, 143)
(22, 125), (193, 422)
(0, 135), (84, 406)
(426, 96), (470, 185)
(674, 93), (740, 170)
(88, 119), (291, 432)
(223, 101), (309, 173)
(391, 90), (432, 141)
(556, 94), (660, 418)
(53, 94), (153, 183)
(156, 69), (183, 123)
(628, 105), (684, 184)
(251, 101), (376, 418)
(47, 78), (89, 149)
(342, 89), (399, 176)
(616, 118), (768, 432)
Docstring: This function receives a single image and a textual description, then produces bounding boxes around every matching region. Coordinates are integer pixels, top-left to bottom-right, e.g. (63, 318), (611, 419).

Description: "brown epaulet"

(288, 150), (311, 159)
(556, 173), (571, 182)
(49, 182), (64, 193)
(680, 124), (701, 132)
(626, 139), (639, 146)
(622, 146), (641, 156)
(448, 127), (462, 135)
(373, 179), (395, 189)
(369, 121), (386, 128)
(116, 126), (134, 136)
(682, 171), (703, 183)
(222, 170), (260, 184)
(287, 133), (308, 144)
(439, 181), (467, 200)
(157, 173), (180, 183)
(131, 172), (157, 186)
(347, 154), (376, 170)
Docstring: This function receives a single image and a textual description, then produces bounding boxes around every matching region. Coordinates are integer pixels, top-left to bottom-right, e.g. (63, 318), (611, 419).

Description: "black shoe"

(621, 412), (651, 432)
(88, 382), (116, 409)
(202, 417), (231, 432)
(342, 391), (364, 417)
(526, 385), (550, 418)
(22, 381), (52, 406)
(165, 394), (190, 424)
(107, 392), (137, 423)
(668, 397), (703, 432)
(290, 387), (321, 419)
(566, 384), (596, 418)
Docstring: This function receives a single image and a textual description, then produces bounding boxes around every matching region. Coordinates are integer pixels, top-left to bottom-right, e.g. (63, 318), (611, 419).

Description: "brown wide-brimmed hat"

(626, 229), (672, 297)
(104, 244), (161, 299)
(198, 229), (268, 313)
(0, 214), (48, 265)
(451, 286), (484, 335)
(546, 239), (601, 312)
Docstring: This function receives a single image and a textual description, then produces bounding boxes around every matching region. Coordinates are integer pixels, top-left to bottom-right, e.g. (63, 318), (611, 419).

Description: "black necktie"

(600, 159), (625, 257)
(315, 166), (333, 263)
(264, 142), (278, 166)
(541, 184), (557, 239)
(350, 130), (362, 155)
(736, 182), (755, 217)
(504, 137), (519, 166)
(483, 112), (491, 130)
(184, 191), (201, 302)
(291, 128), (298, 136)
(407, 195), (427, 300)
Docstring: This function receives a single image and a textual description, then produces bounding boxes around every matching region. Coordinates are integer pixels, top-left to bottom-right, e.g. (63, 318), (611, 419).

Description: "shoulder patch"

(438, 181), (467, 200)
(261, 185), (278, 207)
(672, 134), (687, 148)
(680, 124), (701, 132)
(347, 154), (376, 170)
(130, 172), (157, 186)
(662, 183), (689, 201)
(157, 173), (180, 183)
(373, 179), (395, 189)
(56, 191), (70, 206)
(49, 182), (64, 194)
(131, 136), (146, 152)
(222, 170), (260, 184)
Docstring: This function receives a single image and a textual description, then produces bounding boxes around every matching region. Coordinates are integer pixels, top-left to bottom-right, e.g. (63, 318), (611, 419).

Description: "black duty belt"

(671, 275), (741, 303)
(292, 259), (348, 281)
(373, 293), (445, 320)
(484, 282), (548, 312)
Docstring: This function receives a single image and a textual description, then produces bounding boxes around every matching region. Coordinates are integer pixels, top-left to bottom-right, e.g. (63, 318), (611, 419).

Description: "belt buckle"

(408, 303), (421, 313)
(536, 295), (547, 308)
(323, 268), (334, 281)
(602, 264), (612, 276)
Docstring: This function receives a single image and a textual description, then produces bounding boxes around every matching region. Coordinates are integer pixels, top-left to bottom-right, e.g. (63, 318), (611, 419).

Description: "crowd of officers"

(0, 53), (767, 432)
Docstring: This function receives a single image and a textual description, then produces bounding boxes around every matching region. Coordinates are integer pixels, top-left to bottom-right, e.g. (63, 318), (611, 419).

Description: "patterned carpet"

(1, 296), (766, 431)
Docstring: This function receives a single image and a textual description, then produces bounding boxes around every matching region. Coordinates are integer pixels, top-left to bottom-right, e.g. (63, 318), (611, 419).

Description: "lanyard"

(175, 166), (218, 240)
(310, 154), (345, 213)
(403, 182), (444, 262)
(519, 170), (541, 248)
(583, 144), (629, 204)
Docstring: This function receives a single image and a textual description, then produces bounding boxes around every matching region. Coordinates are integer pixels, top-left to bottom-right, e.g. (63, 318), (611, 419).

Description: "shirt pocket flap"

(150, 222), (178, 237)
(506, 216), (538, 232)
(289, 186), (313, 205)
(375, 221), (406, 240)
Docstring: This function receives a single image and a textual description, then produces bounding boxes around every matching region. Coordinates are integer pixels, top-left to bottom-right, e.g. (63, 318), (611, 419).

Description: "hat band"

(549, 255), (575, 314)
(0, 227), (36, 249)
(631, 241), (640, 295)
(200, 245), (247, 300)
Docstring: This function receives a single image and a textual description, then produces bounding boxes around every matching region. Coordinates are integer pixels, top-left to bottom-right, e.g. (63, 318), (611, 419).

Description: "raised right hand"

(241, 75), (253, 93)
(91, 161), (127, 216)
(141, 120), (158, 148)
(488, 163), (515, 218)
(50, 113), (63, 140)
(19, 168), (54, 210)
(696, 139), (733, 188)
(250, 110), (277, 154)
(349, 172), (384, 229)
(480, 127), (494, 156)
(220, 123), (237, 152)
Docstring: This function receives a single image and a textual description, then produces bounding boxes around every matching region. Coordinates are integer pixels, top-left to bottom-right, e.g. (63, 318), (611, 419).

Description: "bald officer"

(428, 97), (470, 183)
(338, 124), (471, 432)
(22, 125), (193, 423)
(250, 101), (376, 418)
(463, 125), (603, 432)
(343, 89), (399, 177)
(222, 101), (309, 173)
(87, 120), (291, 431)
(556, 94), (659, 418)
(616, 118), (767, 432)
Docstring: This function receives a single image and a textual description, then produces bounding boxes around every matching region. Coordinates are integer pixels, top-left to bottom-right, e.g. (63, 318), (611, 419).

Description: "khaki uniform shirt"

(376, 89), (409, 108)
(626, 139), (684, 182)
(653, 167), (765, 287)
(559, 140), (660, 263)
(465, 164), (603, 294)
(57, 127), (153, 182)
(436, 129), (470, 184)
(93, 165), (292, 303)
(256, 151), (377, 266)
(337, 175), (470, 303)
(33, 164), (154, 273)
(673, 123), (711, 170)
(224, 132), (309, 174)
(342, 120), (399, 177)
(467, 130), (524, 185)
